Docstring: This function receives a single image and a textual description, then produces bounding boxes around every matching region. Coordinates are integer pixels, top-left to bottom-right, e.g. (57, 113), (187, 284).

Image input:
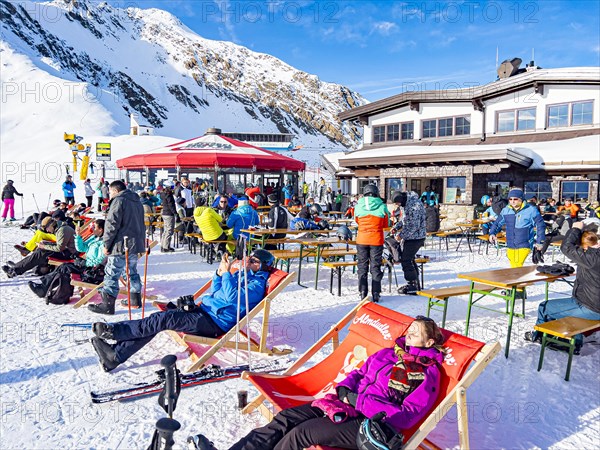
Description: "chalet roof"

(339, 67), (600, 122)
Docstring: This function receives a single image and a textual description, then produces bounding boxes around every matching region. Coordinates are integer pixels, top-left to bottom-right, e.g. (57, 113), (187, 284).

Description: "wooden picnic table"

(288, 236), (356, 289)
(241, 227), (335, 248)
(458, 265), (569, 358)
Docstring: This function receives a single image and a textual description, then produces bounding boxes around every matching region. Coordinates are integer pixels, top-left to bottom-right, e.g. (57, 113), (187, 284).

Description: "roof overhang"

(338, 147), (533, 170)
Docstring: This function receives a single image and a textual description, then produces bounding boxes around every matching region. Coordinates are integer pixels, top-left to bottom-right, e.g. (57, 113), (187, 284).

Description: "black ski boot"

(89, 292), (117, 315)
(90, 337), (120, 372)
(120, 292), (142, 309)
(28, 281), (48, 298)
(398, 281), (419, 295)
(372, 292), (381, 303)
(359, 290), (368, 300)
(92, 322), (114, 340)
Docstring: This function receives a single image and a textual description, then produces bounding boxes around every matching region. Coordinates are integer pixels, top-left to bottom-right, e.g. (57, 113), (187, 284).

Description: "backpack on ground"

(492, 196), (508, 216)
(45, 271), (74, 305)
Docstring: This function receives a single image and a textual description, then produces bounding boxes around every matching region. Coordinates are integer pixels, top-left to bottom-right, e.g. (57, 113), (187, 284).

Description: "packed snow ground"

(1, 219), (599, 449)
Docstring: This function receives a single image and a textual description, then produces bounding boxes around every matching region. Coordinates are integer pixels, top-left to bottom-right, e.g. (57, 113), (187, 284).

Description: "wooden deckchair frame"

(159, 270), (297, 373)
(241, 299), (501, 450)
(71, 240), (159, 307)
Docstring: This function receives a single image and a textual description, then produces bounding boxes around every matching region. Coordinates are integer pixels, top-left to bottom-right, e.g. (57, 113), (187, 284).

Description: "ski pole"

(20, 196), (24, 220)
(158, 354), (181, 418)
(124, 236), (132, 320)
(32, 193), (40, 213)
(46, 193), (51, 210)
(147, 417), (180, 450)
(142, 240), (150, 319)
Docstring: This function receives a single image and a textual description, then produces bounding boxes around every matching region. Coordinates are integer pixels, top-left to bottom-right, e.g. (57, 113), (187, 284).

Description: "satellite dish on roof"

(497, 58), (522, 79)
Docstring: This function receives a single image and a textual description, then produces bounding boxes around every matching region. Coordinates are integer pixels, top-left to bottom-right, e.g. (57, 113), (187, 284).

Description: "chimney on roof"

(497, 57), (522, 79)
(205, 127), (222, 135)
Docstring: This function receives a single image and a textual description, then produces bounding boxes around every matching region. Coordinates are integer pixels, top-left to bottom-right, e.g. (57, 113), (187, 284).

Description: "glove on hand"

(311, 393), (358, 423)
(176, 295), (196, 312)
(532, 247), (544, 264)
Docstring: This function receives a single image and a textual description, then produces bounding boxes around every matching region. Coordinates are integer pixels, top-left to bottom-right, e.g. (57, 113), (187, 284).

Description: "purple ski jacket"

(336, 337), (443, 432)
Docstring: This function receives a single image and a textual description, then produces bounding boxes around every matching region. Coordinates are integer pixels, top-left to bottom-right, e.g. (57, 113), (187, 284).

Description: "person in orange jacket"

(354, 184), (390, 303)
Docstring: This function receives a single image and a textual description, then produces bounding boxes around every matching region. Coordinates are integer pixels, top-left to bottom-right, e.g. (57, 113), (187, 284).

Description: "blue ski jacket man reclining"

(90, 249), (274, 372)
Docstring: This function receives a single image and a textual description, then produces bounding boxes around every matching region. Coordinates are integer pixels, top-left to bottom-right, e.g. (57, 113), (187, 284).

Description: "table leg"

(337, 267), (342, 296)
(505, 287), (517, 358)
(441, 298), (448, 329)
(329, 268), (334, 294)
(537, 333), (547, 372)
(565, 337), (576, 381)
(314, 245), (322, 290)
(465, 282), (475, 336)
(297, 244), (304, 286)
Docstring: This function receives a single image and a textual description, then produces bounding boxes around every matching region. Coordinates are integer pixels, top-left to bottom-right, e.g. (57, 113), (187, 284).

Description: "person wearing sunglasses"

(489, 187), (545, 268)
(90, 249), (275, 372)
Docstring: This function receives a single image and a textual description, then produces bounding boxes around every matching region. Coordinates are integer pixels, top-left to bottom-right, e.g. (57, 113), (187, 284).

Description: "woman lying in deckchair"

(193, 316), (446, 450)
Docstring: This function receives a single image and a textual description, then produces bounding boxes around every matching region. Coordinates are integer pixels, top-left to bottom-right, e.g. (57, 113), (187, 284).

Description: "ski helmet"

(363, 184), (379, 197)
(336, 225), (353, 241)
(481, 195), (491, 206)
(394, 192), (408, 207)
(249, 249), (275, 271)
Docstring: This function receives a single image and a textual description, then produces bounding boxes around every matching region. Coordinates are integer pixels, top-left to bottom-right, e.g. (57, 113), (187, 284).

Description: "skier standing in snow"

(1, 180), (24, 222)
(90, 249), (274, 372)
(62, 175), (76, 205)
(89, 180), (145, 314)
(84, 178), (94, 208)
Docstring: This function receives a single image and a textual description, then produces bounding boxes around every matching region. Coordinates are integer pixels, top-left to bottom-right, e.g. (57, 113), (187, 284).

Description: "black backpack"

(492, 196), (508, 216)
(45, 271), (74, 305)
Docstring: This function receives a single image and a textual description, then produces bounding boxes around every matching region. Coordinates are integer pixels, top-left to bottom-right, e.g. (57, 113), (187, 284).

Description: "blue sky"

(108, 1), (599, 100)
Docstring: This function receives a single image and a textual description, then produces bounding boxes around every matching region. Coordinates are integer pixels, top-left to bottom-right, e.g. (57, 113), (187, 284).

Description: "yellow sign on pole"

(96, 143), (111, 161)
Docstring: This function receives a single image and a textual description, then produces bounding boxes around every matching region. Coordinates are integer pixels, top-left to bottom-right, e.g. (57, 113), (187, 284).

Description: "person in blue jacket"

(89, 249), (274, 372)
(62, 175), (76, 205)
(489, 187), (545, 267)
(226, 196), (259, 239)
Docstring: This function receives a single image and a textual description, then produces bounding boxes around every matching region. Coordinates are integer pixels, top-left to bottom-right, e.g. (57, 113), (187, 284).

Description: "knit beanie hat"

(507, 188), (524, 200)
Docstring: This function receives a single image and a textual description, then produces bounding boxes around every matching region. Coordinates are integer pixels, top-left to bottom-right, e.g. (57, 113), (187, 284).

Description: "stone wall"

(439, 204), (477, 229)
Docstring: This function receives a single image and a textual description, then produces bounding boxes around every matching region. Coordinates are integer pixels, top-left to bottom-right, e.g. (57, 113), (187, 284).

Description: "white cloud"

(372, 21), (398, 35)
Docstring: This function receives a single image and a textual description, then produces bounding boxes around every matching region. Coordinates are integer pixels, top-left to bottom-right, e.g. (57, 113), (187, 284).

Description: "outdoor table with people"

(458, 265), (572, 358)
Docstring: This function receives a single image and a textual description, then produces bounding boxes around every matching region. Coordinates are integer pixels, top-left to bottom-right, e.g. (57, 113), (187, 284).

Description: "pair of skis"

(90, 359), (288, 404)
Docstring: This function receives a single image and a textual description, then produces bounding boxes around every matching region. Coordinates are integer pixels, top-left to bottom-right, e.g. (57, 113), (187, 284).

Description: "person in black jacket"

(160, 186), (176, 253)
(2, 180), (24, 222)
(89, 180), (146, 315)
(265, 194), (289, 249)
(525, 221), (600, 352)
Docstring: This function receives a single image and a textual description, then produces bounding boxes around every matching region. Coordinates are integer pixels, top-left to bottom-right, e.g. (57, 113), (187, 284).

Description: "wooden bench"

(434, 228), (462, 251)
(271, 247), (357, 272)
(184, 232), (231, 263)
(323, 257), (429, 296)
(476, 234), (506, 254)
(417, 283), (499, 328)
(534, 317), (600, 381)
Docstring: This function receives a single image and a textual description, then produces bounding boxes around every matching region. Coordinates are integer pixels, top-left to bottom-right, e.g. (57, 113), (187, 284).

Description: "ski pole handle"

(160, 354), (180, 418)
(146, 417), (180, 450)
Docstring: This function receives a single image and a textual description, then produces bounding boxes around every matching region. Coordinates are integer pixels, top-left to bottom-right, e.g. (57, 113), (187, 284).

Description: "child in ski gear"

(489, 188), (545, 268)
(194, 316), (445, 450)
(1, 180), (23, 222)
(526, 222), (600, 352)
(355, 184), (390, 302)
(89, 180), (145, 314)
(90, 250), (274, 372)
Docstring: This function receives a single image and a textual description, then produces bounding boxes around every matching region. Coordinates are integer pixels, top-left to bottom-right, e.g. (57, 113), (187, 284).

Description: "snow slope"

(0, 223), (598, 449)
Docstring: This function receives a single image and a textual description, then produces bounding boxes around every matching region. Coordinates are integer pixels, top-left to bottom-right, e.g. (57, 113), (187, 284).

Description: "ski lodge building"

(330, 61), (599, 218)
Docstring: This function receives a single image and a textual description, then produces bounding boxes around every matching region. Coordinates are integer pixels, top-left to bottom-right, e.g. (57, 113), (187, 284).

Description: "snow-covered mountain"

(1, 0), (366, 149)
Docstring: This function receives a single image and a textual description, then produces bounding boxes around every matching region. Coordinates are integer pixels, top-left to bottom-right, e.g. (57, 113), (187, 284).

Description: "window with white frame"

(561, 181), (589, 202)
(455, 116), (471, 135)
(386, 124), (400, 141)
(438, 118), (453, 137)
(571, 101), (593, 126)
(547, 100), (593, 128)
(401, 122), (414, 140)
(422, 120), (436, 138)
(524, 181), (552, 201)
(373, 126), (386, 143)
(497, 107), (536, 132)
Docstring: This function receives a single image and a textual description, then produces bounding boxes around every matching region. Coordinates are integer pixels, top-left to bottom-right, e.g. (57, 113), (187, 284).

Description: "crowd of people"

(2, 173), (599, 449)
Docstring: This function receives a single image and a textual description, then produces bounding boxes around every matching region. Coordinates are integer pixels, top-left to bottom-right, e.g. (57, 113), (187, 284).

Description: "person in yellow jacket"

(354, 184), (390, 303)
(197, 203), (234, 253)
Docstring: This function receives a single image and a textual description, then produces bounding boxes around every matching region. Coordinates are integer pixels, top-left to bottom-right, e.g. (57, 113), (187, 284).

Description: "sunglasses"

(509, 198), (521, 201)
(219, 200), (228, 203)
(248, 257), (262, 265)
